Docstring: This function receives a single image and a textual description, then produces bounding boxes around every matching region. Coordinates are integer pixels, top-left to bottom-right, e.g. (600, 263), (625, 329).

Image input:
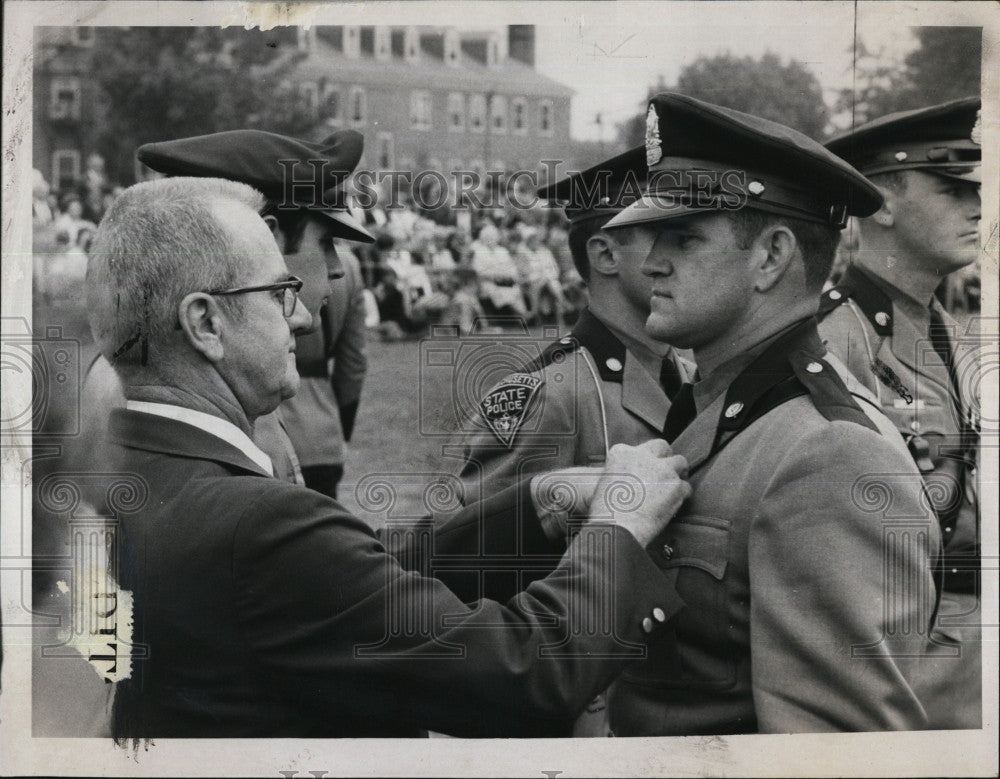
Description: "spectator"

(52, 194), (97, 247)
(469, 222), (527, 319)
(438, 266), (485, 334)
(33, 169), (54, 227)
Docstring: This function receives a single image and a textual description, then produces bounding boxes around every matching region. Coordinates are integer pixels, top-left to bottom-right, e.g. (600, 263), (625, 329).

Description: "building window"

(469, 94), (486, 133)
(71, 27), (94, 47)
(444, 29), (460, 67)
(490, 95), (507, 134)
(49, 77), (81, 120)
(322, 84), (342, 125)
(447, 93), (465, 132)
(512, 97), (527, 134)
(410, 90), (432, 131)
(374, 26), (390, 60)
(52, 150), (80, 191)
(349, 86), (367, 126)
(376, 132), (394, 169)
(487, 34), (500, 66)
(539, 99), (554, 136)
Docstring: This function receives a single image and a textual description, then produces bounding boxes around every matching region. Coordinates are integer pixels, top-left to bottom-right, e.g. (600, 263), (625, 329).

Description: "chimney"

(507, 25), (534, 67)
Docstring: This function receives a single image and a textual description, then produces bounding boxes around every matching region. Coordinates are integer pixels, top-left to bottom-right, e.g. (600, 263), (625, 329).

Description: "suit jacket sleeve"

(231, 483), (683, 737)
(748, 422), (937, 732)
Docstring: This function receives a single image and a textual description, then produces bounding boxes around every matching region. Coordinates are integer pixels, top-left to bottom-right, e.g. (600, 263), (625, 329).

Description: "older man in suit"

(87, 174), (692, 738)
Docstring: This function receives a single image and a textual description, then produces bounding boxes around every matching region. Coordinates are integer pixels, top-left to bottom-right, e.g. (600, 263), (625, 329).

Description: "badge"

(478, 373), (544, 448)
(971, 109), (981, 145)
(645, 104), (662, 167)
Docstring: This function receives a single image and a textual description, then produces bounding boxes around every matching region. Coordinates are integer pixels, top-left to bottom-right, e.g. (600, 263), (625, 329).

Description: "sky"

(527, 5), (918, 140)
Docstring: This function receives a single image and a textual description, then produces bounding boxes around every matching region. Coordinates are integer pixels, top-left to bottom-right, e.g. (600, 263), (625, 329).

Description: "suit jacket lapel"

(109, 408), (274, 478)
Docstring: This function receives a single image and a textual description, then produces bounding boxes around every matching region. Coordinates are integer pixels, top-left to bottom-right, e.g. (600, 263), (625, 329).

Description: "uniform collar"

(575, 309), (673, 430)
(122, 401), (274, 476)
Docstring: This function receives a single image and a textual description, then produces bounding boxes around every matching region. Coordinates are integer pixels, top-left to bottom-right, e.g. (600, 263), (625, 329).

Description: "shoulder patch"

(478, 373), (544, 448)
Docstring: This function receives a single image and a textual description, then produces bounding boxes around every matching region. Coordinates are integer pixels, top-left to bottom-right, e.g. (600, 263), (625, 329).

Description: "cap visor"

(929, 167), (981, 185)
(603, 194), (705, 230)
(321, 209), (376, 243)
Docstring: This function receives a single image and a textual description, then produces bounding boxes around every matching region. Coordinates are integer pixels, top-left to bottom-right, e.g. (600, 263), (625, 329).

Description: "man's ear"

(262, 214), (280, 234)
(870, 189), (895, 228)
(586, 233), (618, 277)
(178, 293), (225, 362)
(752, 224), (797, 293)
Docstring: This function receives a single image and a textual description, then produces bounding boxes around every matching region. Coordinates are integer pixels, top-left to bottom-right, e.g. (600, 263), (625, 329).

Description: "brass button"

(806, 361), (823, 374)
(641, 617), (654, 634)
(829, 289), (842, 301)
(652, 607), (666, 622)
(662, 544), (674, 560)
(724, 402), (743, 419)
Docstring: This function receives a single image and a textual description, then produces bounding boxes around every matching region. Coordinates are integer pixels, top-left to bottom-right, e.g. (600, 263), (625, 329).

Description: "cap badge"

(645, 104), (662, 167)
(806, 361), (824, 374)
(971, 110), (981, 145)
(747, 180), (765, 196)
(894, 151), (908, 162)
(605, 357), (623, 373)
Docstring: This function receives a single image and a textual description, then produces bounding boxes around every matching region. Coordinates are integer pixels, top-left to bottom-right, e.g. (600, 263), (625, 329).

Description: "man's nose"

(287, 296), (314, 334)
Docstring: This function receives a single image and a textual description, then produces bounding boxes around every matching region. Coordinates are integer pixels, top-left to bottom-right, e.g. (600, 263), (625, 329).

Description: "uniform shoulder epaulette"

(522, 336), (581, 375)
(790, 354), (880, 433)
(818, 273), (894, 336)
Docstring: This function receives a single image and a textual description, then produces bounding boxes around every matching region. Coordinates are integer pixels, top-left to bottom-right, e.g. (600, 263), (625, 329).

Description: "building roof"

(292, 37), (574, 99)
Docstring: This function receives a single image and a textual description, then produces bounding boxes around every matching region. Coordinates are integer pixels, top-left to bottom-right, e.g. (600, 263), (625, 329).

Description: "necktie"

(663, 382), (696, 442)
(659, 356), (683, 400)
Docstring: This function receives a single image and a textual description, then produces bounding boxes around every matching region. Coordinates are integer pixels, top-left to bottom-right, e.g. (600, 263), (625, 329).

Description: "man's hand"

(529, 440), (690, 548)
(589, 440), (690, 547)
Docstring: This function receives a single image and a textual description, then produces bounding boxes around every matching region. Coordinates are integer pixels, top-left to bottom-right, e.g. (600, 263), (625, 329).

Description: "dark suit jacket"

(108, 409), (681, 738)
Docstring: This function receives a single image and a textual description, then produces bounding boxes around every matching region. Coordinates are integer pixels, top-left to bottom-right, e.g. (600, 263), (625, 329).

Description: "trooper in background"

(818, 97), (982, 728)
(599, 92), (939, 734)
(136, 129), (376, 484)
(281, 241), (369, 499)
(431, 147), (693, 735)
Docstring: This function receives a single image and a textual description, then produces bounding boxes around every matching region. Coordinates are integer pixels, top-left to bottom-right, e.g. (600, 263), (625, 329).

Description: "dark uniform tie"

(659, 356), (683, 400)
(663, 382), (696, 443)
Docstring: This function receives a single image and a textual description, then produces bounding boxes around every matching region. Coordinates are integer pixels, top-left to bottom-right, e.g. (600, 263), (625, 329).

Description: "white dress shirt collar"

(125, 400), (274, 476)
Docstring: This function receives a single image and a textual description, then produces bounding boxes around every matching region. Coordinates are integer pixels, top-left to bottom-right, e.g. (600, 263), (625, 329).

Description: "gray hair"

(86, 177), (266, 372)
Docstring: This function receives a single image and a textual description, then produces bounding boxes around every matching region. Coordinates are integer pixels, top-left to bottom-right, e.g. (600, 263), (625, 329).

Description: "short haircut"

(87, 176), (266, 373)
(726, 208), (840, 291)
(567, 216), (639, 283)
(269, 207), (337, 255)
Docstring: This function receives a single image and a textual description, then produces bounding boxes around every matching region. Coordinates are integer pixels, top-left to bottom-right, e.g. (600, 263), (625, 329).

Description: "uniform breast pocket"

(623, 515), (737, 689)
(882, 395), (954, 439)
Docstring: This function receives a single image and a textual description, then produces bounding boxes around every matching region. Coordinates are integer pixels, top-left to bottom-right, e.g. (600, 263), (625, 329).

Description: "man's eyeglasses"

(206, 276), (304, 318)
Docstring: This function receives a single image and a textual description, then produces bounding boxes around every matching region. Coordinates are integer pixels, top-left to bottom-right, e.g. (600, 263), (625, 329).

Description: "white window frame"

(444, 29), (460, 67)
(404, 27), (420, 63)
(343, 26), (361, 58)
(296, 27), (316, 52)
(375, 132), (395, 170)
(490, 94), (507, 134)
(52, 149), (81, 191)
(447, 92), (465, 132)
(49, 77), (81, 120)
(349, 86), (367, 127)
(468, 94), (486, 134)
(374, 26), (391, 61)
(511, 97), (528, 135)
(299, 81), (319, 113)
(322, 84), (343, 126)
(539, 99), (554, 136)
(410, 90), (432, 131)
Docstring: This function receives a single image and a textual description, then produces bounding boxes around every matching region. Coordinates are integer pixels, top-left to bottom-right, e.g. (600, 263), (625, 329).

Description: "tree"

(835, 27), (981, 126)
(91, 27), (312, 183)
(618, 53), (829, 146)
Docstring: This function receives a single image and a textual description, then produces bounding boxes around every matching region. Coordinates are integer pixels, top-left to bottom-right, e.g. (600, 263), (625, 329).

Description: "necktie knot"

(659, 357), (683, 400)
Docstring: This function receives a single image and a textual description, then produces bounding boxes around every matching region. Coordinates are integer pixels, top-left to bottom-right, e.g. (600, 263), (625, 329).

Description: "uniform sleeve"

(748, 422), (938, 732)
(329, 259), (368, 411)
(231, 484), (682, 737)
(818, 306), (881, 398)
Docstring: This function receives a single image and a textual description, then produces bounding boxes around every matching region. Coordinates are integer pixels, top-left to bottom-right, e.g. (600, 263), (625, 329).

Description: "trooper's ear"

(587, 233), (619, 277)
(870, 193), (894, 228)
(262, 214), (280, 234)
(752, 223), (797, 293)
(177, 292), (225, 363)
